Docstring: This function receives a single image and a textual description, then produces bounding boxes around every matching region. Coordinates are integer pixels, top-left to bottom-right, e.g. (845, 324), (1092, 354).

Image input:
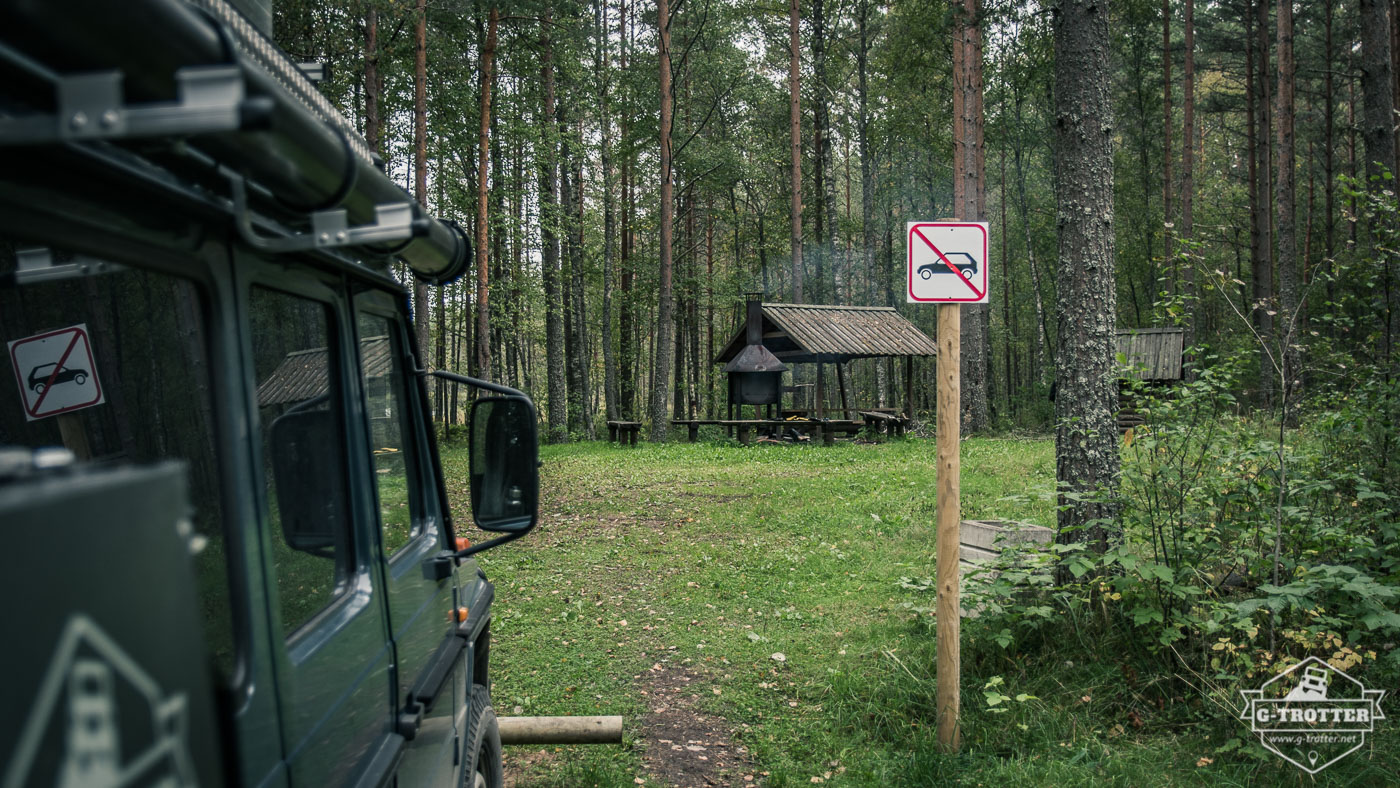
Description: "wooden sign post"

(906, 220), (988, 754)
(934, 303), (960, 752)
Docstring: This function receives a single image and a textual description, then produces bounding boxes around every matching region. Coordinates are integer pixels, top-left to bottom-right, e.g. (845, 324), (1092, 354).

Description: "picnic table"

(605, 420), (641, 445)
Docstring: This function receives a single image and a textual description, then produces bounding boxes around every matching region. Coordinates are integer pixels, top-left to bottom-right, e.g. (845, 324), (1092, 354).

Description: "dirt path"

(638, 664), (758, 787)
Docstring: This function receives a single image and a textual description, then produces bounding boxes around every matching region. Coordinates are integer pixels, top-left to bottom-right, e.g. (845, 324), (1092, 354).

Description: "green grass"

(445, 436), (1398, 787)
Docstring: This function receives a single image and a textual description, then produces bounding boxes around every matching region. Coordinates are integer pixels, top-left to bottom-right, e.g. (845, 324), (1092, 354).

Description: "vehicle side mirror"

(469, 395), (538, 533)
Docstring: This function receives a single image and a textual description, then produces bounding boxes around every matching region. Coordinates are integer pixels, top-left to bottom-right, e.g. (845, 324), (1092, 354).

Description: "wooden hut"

(713, 301), (938, 429)
(1115, 327), (1184, 382)
(1114, 327), (1184, 431)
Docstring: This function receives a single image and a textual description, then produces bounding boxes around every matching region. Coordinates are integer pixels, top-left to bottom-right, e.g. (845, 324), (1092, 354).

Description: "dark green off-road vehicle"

(0, 1), (548, 785)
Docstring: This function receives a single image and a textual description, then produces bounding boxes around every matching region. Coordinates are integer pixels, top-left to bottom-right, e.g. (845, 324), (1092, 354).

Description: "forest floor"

(441, 435), (1399, 787)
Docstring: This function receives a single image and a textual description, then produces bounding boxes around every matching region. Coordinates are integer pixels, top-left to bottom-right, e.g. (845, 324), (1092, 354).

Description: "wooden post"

(815, 363), (825, 419)
(935, 304), (961, 752)
(836, 361), (850, 417)
(57, 413), (92, 461)
(904, 355), (915, 419)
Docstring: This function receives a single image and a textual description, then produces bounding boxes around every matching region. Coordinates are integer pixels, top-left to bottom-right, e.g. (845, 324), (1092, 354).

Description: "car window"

(356, 310), (420, 556)
(250, 286), (353, 639)
(0, 242), (236, 680)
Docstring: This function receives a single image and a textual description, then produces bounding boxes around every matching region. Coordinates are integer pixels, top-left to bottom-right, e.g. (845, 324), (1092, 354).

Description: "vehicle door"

(241, 264), (397, 787)
(351, 288), (462, 786)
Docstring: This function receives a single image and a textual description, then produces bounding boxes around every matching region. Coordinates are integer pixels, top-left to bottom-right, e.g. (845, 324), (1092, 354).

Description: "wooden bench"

(671, 419), (723, 442)
(859, 410), (910, 438)
(605, 420), (641, 446)
(819, 420), (865, 445)
(658, 418), (870, 446)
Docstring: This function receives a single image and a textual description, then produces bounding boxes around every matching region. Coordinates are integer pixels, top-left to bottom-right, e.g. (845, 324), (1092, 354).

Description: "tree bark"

(364, 4), (381, 156)
(563, 111), (594, 439)
(1161, 0), (1172, 262)
(1013, 86), (1051, 386)
(619, 0), (635, 419)
(1364, 0), (1399, 182)
(413, 0), (431, 367)
(1181, 0), (1195, 338)
(1051, 0), (1120, 555)
(814, 0), (836, 303)
(859, 0), (885, 403)
(1324, 0), (1335, 269)
(1255, 0), (1274, 402)
(599, 0), (618, 423)
(1276, 0), (1301, 418)
(788, 0), (804, 304)
(953, 0), (989, 432)
(539, 15), (567, 443)
(649, 0), (675, 441)
(474, 7), (498, 381)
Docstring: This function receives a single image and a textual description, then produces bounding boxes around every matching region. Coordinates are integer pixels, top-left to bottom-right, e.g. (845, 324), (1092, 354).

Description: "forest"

(262, 0), (1400, 781)
(270, 0), (1398, 444)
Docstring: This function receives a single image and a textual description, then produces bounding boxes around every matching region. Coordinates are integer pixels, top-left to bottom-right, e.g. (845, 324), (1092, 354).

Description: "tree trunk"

(814, 0), (836, 304)
(1181, 0), (1195, 339)
(1276, 0), (1301, 419)
(619, 0), (635, 420)
(859, 0), (884, 403)
(599, 0), (618, 423)
(649, 0), (675, 441)
(565, 114), (594, 439)
(1246, 0), (1261, 323)
(1368, 0), (1400, 181)
(364, 5), (381, 156)
(413, 0), (431, 366)
(539, 16), (567, 443)
(1255, 0), (1274, 402)
(1013, 87), (1051, 385)
(706, 213), (715, 416)
(788, 0), (804, 304)
(1051, 0), (1120, 555)
(1161, 0), (1172, 262)
(474, 7), (498, 381)
(953, 0), (989, 433)
(1362, 0), (1399, 361)
(1000, 140), (1014, 418)
(1324, 0), (1336, 283)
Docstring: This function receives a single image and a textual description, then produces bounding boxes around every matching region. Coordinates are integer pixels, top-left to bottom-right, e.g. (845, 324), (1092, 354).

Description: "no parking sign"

(8, 324), (104, 421)
(906, 222), (990, 304)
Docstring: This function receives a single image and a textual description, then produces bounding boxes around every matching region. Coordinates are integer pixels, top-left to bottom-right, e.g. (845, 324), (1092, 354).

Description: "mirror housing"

(468, 395), (539, 533)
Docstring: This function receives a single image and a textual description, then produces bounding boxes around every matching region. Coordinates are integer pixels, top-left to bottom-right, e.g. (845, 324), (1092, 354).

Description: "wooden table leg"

(689, 423), (699, 443)
(738, 425), (751, 445)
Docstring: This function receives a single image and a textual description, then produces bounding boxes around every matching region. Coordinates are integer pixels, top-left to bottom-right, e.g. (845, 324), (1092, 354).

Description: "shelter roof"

(714, 303), (938, 364)
(1115, 327), (1184, 381)
(256, 336), (390, 406)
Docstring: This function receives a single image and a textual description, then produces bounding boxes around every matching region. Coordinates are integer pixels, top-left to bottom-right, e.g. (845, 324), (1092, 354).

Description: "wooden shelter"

(1114, 327), (1185, 432)
(714, 302), (938, 421)
(1115, 327), (1184, 382)
(256, 336), (400, 446)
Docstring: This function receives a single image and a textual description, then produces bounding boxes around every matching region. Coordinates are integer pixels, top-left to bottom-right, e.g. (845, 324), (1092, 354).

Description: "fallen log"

(497, 715), (624, 745)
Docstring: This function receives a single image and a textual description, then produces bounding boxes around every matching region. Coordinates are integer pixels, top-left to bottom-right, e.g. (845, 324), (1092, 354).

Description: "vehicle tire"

(74, 373), (86, 385)
(464, 685), (504, 788)
(919, 268), (932, 280)
(32, 382), (45, 395)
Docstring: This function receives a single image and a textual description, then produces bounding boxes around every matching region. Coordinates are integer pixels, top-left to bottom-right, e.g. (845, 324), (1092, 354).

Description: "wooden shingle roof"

(715, 303), (938, 364)
(256, 336), (391, 406)
(1115, 327), (1183, 381)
